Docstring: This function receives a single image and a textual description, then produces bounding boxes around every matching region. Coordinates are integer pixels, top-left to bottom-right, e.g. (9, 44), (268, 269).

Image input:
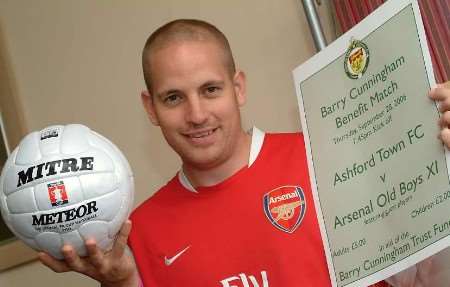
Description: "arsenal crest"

(47, 181), (69, 207)
(263, 186), (306, 233)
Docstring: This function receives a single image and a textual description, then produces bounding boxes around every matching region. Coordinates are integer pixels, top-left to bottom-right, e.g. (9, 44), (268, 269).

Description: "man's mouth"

(190, 130), (214, 138)
(184, 128), (218, 139)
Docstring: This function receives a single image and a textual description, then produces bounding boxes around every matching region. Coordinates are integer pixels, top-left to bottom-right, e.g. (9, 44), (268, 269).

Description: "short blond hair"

(142, 19), (236, 91)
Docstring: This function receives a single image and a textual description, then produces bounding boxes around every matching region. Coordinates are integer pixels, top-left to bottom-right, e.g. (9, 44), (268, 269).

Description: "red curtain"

(333, 0), (450, 83)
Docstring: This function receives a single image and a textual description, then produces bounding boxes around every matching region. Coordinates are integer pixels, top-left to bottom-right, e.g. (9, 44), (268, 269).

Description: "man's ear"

(141, 90), (160, 126)
(233, 70), (247, 107)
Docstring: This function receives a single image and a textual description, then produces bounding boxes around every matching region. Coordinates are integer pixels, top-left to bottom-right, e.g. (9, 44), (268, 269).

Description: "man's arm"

(39, 220), (139, 287)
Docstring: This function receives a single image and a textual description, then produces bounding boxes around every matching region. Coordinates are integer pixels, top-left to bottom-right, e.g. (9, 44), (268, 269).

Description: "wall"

(0, 0), (336, 285)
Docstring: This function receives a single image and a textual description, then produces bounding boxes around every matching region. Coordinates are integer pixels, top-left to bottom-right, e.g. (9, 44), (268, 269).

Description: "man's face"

(142, 40), (246, 170)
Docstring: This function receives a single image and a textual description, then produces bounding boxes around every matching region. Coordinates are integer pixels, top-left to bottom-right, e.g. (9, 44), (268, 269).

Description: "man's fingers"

(111, 220), (132, 258)
(434, 83), (450, 149)
(439, 128), (450, 149)
(39, 222), (134, 280)
(437, 96), (450, 113)
(38, 252), (71, 273)
(429, 85), (447, 101)
(439, 111), (450, 128)
(86, 239), (105, 268)
(62, 245), (86, 272)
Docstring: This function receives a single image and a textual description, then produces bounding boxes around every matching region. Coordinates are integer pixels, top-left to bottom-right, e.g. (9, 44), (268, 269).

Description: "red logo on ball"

(47, 181), (69, 207)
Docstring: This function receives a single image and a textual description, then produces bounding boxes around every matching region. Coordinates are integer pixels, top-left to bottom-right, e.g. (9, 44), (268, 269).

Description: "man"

(40, 19), (450, 287)
(131, 19), (332, 287)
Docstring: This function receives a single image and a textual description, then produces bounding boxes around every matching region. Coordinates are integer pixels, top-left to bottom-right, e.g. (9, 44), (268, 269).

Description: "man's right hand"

(38, 220), (139, 287)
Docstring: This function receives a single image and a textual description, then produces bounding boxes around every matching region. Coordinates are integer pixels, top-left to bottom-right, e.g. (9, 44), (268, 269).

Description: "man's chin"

(181, 152), (223, 170)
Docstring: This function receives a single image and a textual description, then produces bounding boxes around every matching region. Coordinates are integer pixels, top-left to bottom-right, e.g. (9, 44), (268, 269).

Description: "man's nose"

(185, 96), (208, 125)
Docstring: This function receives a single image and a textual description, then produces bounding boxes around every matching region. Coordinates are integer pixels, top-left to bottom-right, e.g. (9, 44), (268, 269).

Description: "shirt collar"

(178, 126), (265, 192)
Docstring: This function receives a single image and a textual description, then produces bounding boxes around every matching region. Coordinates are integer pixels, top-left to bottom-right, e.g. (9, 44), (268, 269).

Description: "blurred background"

(2, 0), (447, 285)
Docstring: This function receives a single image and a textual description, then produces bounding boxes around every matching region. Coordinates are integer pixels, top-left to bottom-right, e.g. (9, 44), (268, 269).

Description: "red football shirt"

(129, 132), (388, 287)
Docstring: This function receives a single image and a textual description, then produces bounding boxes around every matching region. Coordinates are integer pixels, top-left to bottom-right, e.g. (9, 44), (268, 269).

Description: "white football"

(0, 124), (134, 259)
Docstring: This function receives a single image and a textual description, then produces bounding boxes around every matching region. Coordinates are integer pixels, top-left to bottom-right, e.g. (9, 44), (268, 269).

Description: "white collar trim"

(178, 126), (265, 192)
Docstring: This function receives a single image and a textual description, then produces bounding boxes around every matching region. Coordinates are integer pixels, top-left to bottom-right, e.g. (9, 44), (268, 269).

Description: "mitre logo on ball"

(263, 185), (306, 233)
(0, 124), (134, 259)
(16, 156), (94, 187)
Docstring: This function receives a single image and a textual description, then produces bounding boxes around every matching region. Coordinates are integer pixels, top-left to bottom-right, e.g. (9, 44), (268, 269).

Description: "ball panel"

(61, 230), (87, 257)
(107, 177), (134, 238)
(93, 191), (123, 222)
(78, 221), (111, 251)
(38, 125), (64, 156)
(8, 213), (41, 238)
(96, 233), (114, 251)
(88, 131), (132, 179)
(4, 167), (19, 196)
(107, 213), (125, 238)
(79, 172), (118, 199)
(15, 132), (42, 165)
(85, 131), (134, 239)
(35, 232), (63, 259)
(34, 177), (84, 211)
(1, 148), (18, 196)
(0, 194), (8, 217)
(77, 148), (116, 174)
(90, 131), (133, 178)
(3, 152), (24, 196)
(6, 187), (38, 214)
(60, 124), (91, 155)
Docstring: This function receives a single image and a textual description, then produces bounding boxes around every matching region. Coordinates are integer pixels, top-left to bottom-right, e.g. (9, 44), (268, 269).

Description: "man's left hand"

(429, 81), (450, 148)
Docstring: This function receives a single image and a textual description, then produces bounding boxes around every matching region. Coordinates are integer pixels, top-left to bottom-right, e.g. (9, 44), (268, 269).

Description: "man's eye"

(163, 94), (181, 105)
(205, 86), (221, 95)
